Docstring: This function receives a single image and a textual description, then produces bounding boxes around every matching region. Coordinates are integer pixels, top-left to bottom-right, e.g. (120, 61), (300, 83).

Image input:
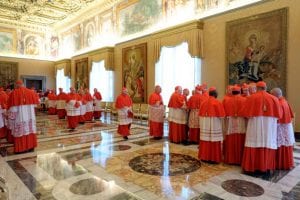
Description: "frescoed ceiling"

(0, 0), (119, 30)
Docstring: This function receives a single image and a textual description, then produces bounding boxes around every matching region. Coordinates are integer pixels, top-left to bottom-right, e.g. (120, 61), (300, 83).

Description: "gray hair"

(270, 87), (282, 98)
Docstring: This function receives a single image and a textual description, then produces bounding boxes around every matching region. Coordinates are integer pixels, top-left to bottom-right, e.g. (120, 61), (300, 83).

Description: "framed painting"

(117, 0), (162, 36)
(226, 8), (287, 94)
(0, 61), (18, 89)
(0, 27), (17, 54)
(75, 58), (89, 90)
(122, 43), (147, 103)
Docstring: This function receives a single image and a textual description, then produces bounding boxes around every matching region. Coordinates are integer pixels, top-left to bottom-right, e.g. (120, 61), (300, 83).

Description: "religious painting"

(75, 58), (89, 90)
(122, 43), (147, 103)
(197, 0), (220, 10)
(99, 10), (114, 39)
(0, 61), (18, 89)
(22, 31), (45, 56)
(84, 22), (96, 47)
(117, 0), (162, 36)
(163, 0), (195, 18)
(226, 8), (287, 94)
(50, 36), (59, 58)
(0, 28), (17, 54)
(61, 25), (82, 55)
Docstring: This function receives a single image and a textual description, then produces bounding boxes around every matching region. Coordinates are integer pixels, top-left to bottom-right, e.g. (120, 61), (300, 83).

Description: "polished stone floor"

(0, 112), (300, 200)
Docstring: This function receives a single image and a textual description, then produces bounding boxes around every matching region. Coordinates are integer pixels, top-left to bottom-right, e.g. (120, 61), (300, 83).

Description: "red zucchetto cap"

(175, 86), (181, 90)
(195, 85), (202, 91)
(16, 80), (23, 85)
(209, 87), (216, 92)
(242, 83), (249, 89)
(256, 81), (267, 88)
(232, 86), (241, 92)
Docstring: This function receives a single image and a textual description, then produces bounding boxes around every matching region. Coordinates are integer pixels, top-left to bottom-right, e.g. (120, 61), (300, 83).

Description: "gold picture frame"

(122, 43), (147, 103)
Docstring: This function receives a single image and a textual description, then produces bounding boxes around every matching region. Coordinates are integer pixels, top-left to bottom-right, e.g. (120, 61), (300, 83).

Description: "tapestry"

(226, 8), (287, 94)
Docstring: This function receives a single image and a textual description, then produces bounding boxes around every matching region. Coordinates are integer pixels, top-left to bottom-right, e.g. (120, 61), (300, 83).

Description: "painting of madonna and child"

(227, 8), (287, 94)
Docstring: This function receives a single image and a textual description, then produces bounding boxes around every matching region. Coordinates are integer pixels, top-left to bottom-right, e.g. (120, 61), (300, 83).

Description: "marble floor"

(0, 112), (300, 200)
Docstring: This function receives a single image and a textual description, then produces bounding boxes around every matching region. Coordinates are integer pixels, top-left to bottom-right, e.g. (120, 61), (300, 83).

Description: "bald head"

(183, 88), (189, 96)
(271, 88), (282, 98)
(175, 86), (182, 94)
(154, 85), (161, 94)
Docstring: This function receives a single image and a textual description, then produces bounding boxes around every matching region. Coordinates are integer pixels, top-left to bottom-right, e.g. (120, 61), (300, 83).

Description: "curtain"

(56, 68), (71, 94)
(89, 61), (114, 101)
(155, 42), (201, 104)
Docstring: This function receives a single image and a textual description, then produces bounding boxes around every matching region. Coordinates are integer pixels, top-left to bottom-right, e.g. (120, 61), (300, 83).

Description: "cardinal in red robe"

(47, 90), (57, 115)
(0, 87), (8, 139)
(56, 88), (68, 119)
(187, 85), (207, 144)
(271, 88), (295, 170)
(115, 87), (133, 140)
(84, 89), (94, 121)
(7, 80), (39, 153)
(241, 83), (250, 97)
(241, 81), (282, 172)
(148, 85), (164, 139)
(66, 87), (81, 130)
(78, 89), (86, 124)
(93, 88), (103, 120)
(223, 85), (246, 164)
(198, 87), (225, 163)
(168, 86), (187, 143)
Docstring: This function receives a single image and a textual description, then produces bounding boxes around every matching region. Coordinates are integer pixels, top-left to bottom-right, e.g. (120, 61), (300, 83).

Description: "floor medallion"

(129, 153), (201, 176)
(221, 179), (264, 197)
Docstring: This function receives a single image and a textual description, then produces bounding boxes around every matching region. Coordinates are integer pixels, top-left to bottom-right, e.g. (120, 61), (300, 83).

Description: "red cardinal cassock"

(187, 85), (208, 144)
(7, 80), (39, 153)
(66, 89), (81, 129)
(93, 89), (102, 120)
(276, 96), (295, 170)
(198, 87), (225, 163)
(84, 90), (94, 121)
(47, 91), (57, 115)
(115, 88), (133, 138)
(148, 90), (164, 138)
(56, 88), (68, 119)
(223, 86), (246, 165)
(241, 81), (282, 172)
(0, 88), (8, 139)
(168, 86), (187, 144)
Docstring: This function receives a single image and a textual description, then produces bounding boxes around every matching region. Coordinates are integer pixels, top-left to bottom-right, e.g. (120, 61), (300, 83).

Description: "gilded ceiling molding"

(54, 0), (122, 32)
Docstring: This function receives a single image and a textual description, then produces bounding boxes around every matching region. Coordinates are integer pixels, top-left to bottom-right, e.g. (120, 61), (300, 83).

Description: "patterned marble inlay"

(129, 153), (201, 176)
(221, 179), (264, 197)
(190, 192), (223, 200)
(109, 145), (131, 151)
(69, 178), (106, 195)
(109, 192), (141, 200)
(132, 137), (168, 146)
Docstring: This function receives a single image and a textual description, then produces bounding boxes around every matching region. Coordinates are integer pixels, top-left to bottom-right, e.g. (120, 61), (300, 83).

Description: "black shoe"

(123, 136), (128, 140)
(182, 140), (190, 146)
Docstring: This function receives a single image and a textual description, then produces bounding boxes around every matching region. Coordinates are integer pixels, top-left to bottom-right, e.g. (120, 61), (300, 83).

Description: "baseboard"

(295, 132), (300, 141)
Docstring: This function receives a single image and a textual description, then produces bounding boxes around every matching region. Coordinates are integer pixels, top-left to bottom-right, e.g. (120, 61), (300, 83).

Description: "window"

(155, 42), (201, 104)
(56, 68), (70, 94)
(89, 61), (114, 101)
